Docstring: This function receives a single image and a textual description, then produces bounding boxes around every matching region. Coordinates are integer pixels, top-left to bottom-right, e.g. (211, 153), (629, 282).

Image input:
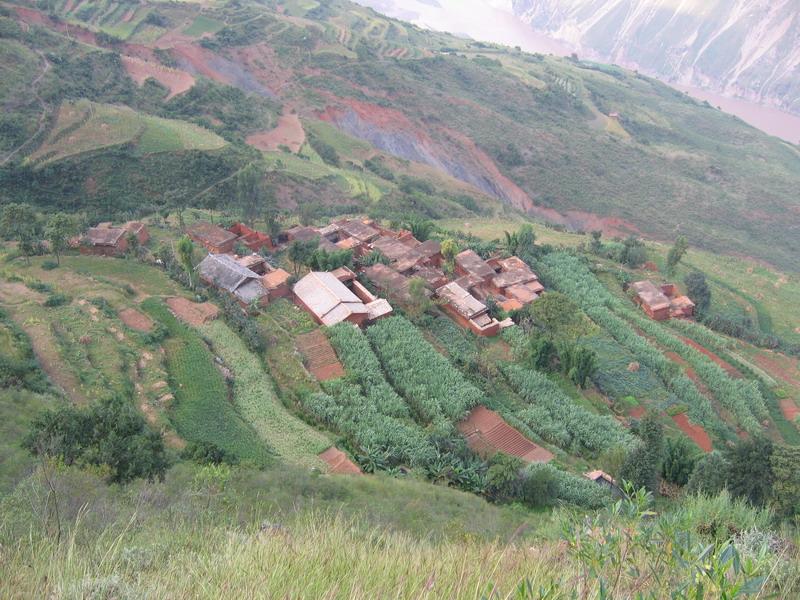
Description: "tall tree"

(666, 235), (689, 274)
(176, 235), (196, 289)
(684, 271), (711, 318)
(440, 238), (459, 273)
(686, 451), (729, 496)
(44, 213), (77, 266)
(621, 412), (664, 492)
(288, 238), (319, 276)
(235, 164), (263, 226)
(726, 436), (774, 506)
(770, 445), (800, 518)
(1, 203), (41, 264)
(661, 435), (700, 486)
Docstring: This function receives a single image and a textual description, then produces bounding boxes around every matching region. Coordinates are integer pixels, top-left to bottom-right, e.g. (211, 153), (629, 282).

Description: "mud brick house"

(285, 225), (339, 252)
(197, 254), (269, 307)
(261, 266), (291, 299)
(486, 257), (544, 300)
(293, 271), (392, 327)
(393, 239), (442, 274)
(227, 223), (273, 252)
(364, 263), (414, 303)
(125, 222), (150, 246)
(458, 406), (553, 463)
(631, 280), (671, 321)
(631, 280), (695, 321)
(436, 281), (500, 336)
(186, 221), (239, 254)
(454, 249), (495, 281)
(79, 222), (149, 256)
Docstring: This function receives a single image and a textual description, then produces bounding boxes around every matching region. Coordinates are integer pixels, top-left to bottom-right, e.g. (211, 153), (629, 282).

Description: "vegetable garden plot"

(366, 316), (484, 425)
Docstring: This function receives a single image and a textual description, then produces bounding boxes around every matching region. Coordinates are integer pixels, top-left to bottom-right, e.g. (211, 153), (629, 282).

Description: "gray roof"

(197, 254), (267, 303)
(293, 272), (369, 326)
(436, 281), (487, 320)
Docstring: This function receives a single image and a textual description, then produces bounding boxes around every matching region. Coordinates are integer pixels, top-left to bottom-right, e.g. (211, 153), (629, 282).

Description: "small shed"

(80, 225), (129, 256)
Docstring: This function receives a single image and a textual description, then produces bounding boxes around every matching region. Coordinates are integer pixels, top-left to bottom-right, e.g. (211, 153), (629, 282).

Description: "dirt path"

(0, 50), (51, 166)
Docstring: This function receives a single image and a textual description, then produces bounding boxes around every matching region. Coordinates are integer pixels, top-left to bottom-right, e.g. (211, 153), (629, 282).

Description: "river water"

(354, 0), (800, 145)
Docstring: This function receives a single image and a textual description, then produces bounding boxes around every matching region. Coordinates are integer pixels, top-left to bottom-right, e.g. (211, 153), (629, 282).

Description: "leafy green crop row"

(306, 381), (436, 468)
(366, 316), (484, 425)
(502, 364), (633, 454)
(615, 306), (768, 434)
(326, 323), (409, 419)
(142, 299), (271, 466)
(201, 321), (330, 468)
(536, 252), (730, 438)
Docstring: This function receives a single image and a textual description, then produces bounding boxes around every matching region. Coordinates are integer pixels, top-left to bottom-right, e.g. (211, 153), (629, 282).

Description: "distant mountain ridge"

(512, 0), (800, 115)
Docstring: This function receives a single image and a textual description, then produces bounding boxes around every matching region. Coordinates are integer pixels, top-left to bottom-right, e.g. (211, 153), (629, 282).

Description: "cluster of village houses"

(75, 216), (693, 338)
(184, 217), (550, 336)
(77, 216), (697, 486)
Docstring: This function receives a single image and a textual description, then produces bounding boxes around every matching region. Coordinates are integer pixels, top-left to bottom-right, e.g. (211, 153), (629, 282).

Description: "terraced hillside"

(0, 0), (798, 270)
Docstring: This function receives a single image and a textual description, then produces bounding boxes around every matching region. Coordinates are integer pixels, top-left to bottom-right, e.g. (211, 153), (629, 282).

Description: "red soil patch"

(319, 446), (362, 475)
(246, 113), (305, 152)
(121, 8), (135, 23)
(166, 297), (219, 326)
(230, 43), (295, 92)
(672, 413), (712, 452)
(296, 330), (345, 381)
(628, 405), (646, 419)
(121, 55), (195, 99)
(459, 406), (554, 463)
(317, 96), (640, 236)
(14, 6), (97, 44)
(119, 307), (154, 332)
(680, 337), (741, 377)
(779, 399), (799, 422)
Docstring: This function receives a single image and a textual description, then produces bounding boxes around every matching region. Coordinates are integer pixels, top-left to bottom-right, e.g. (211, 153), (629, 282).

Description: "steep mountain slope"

(0, 0), (799, 270)
(512, 0), (800, 116)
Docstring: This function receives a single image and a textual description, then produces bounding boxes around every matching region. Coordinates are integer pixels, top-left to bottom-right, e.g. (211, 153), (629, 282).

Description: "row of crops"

(536, 252), (769, 437)
(502, 364), (633, 453)
(615, 305), (768, 434)
(319, 317), (610, 507)
(200, 320), (331, 468)
(364, 316), (484, 425)
(142, 299), (272, 466)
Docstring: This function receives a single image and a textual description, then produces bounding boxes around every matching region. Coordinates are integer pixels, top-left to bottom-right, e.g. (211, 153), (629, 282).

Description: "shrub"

(43, 293), (70, 307)
(41, 260), (58, 271)
(23, 395), (169, 484)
